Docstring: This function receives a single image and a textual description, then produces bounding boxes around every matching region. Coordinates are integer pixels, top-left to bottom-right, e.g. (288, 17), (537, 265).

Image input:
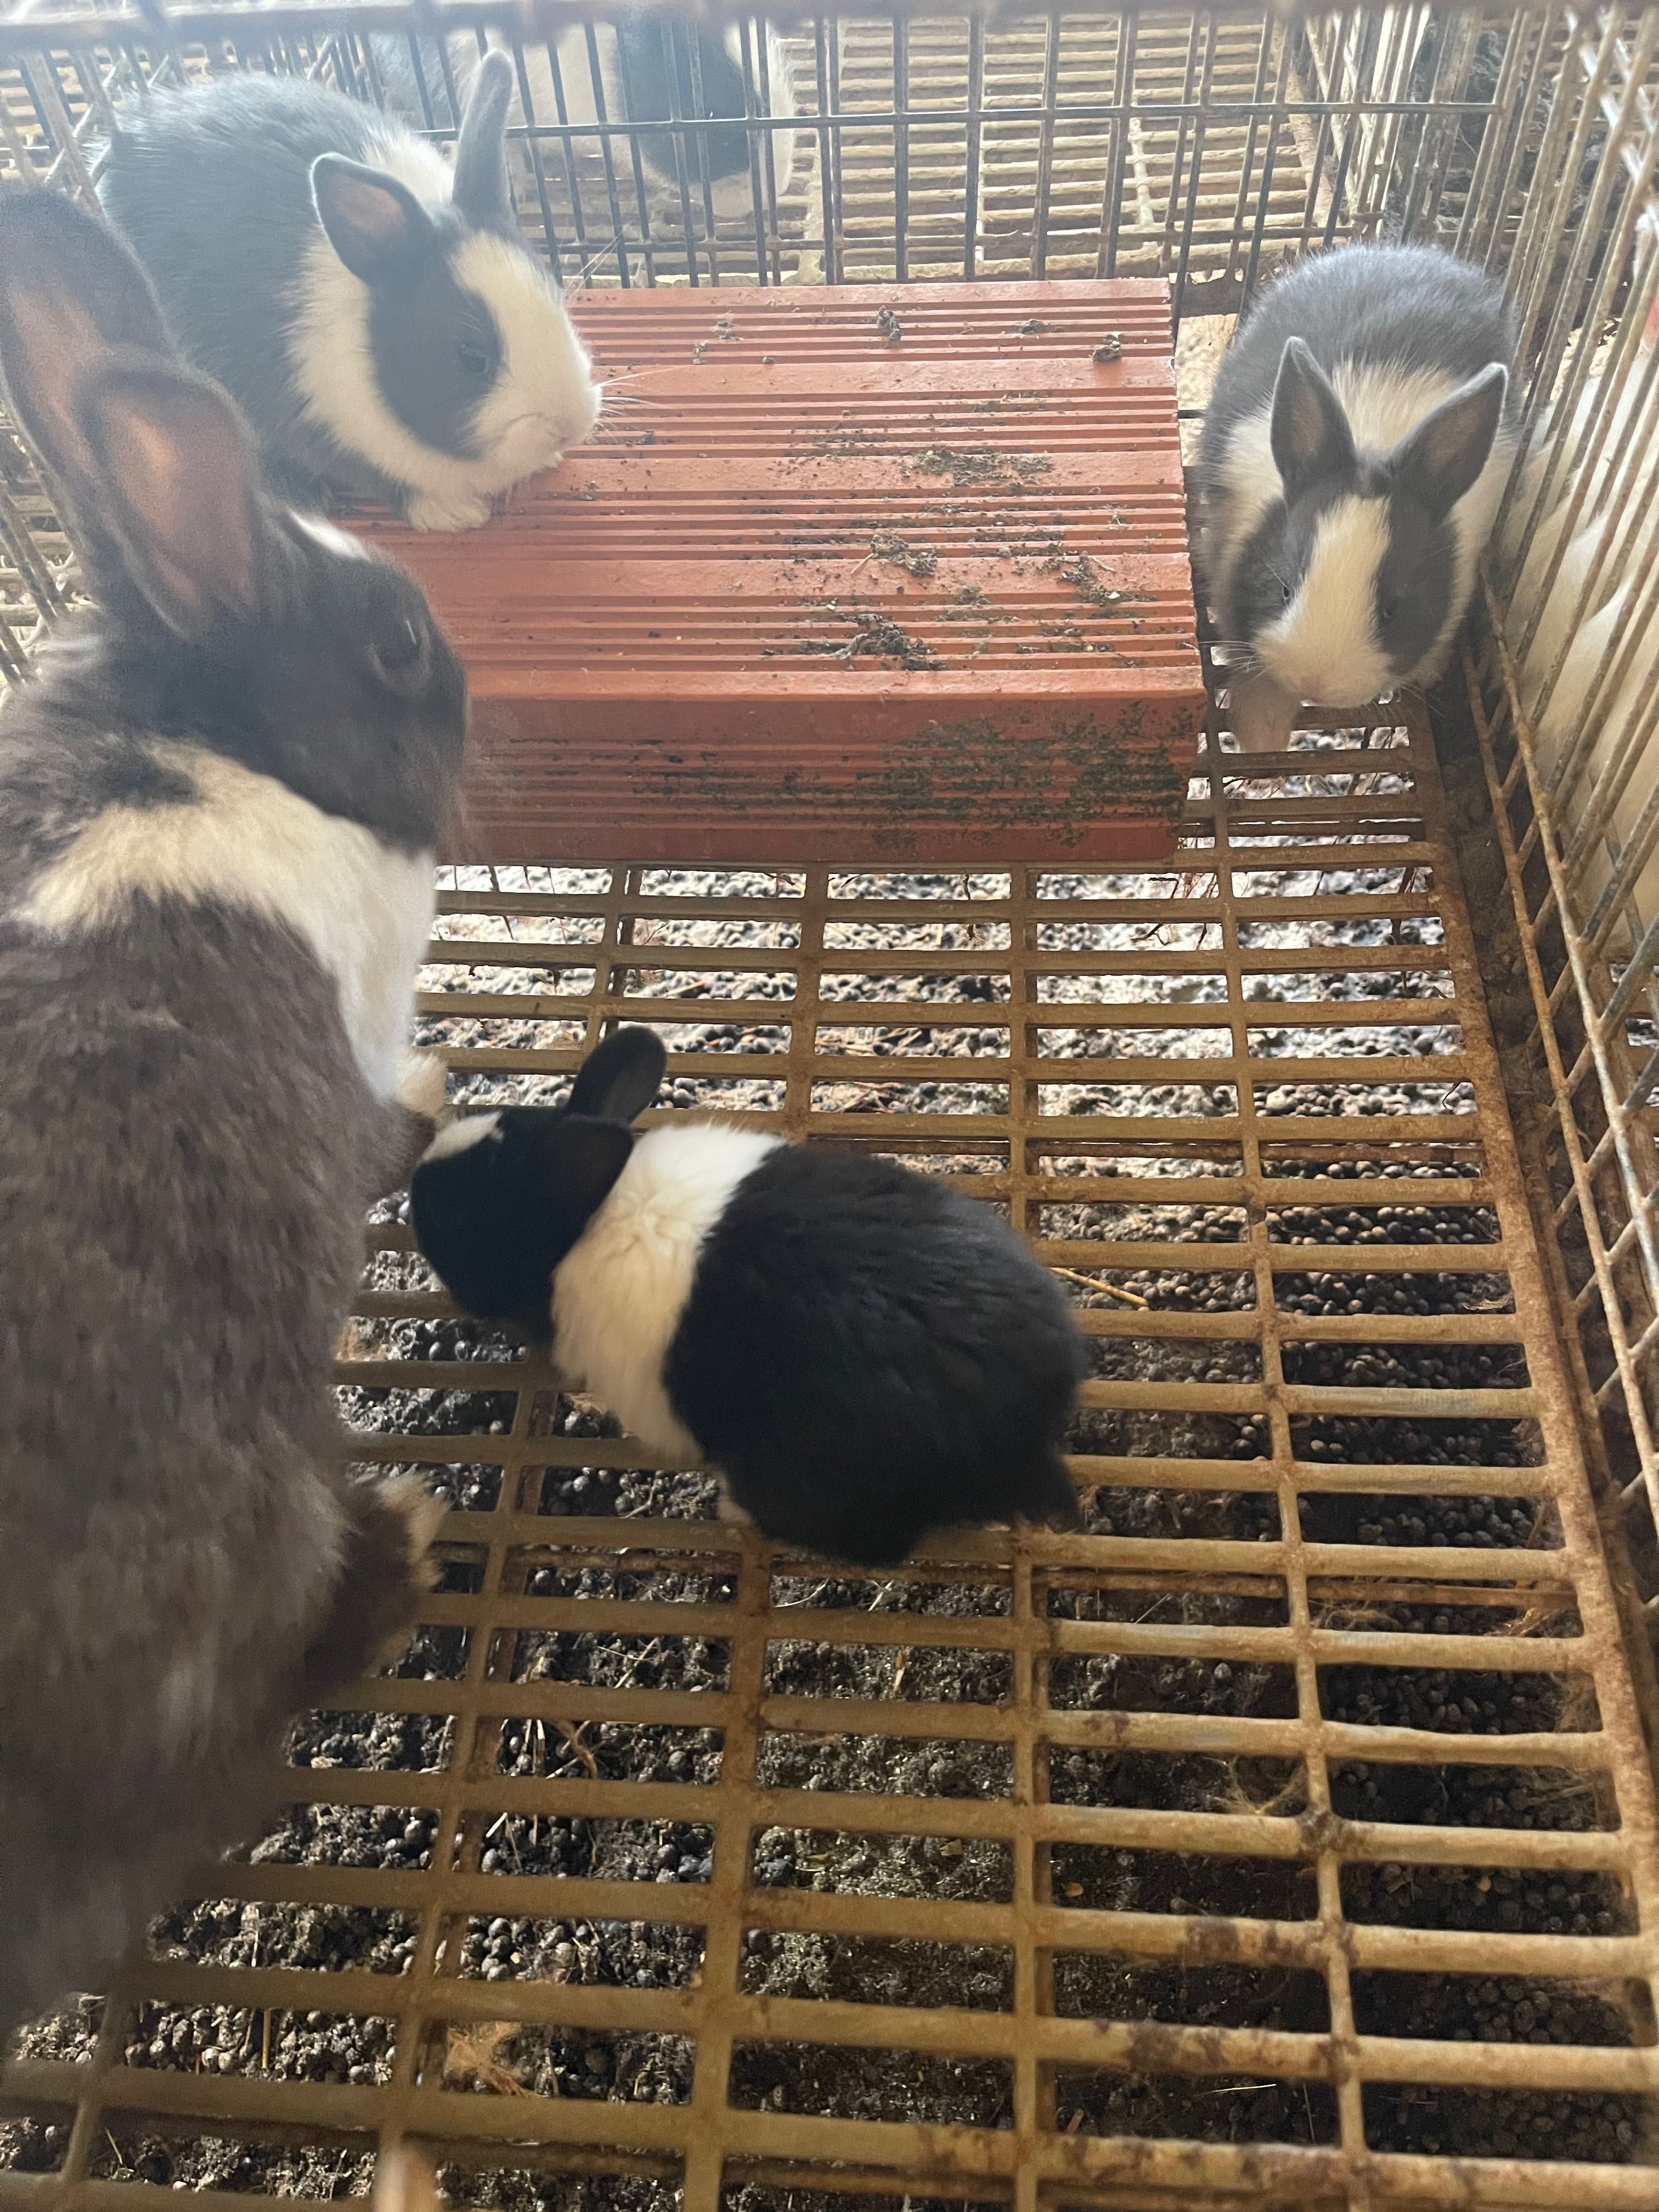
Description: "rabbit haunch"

(374, 16), (800, 228)
(17, 742), (436, 1103)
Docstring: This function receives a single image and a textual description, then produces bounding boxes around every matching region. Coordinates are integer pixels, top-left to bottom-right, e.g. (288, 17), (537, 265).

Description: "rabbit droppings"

(0, 193), (465, 2040)
(410, 1030), (1085, 1567)
(1198, 242), (1517, 752)
(99, 53), (600, 531)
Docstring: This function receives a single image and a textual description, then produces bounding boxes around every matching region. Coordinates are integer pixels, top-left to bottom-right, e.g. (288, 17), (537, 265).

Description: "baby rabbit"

(98, 54), (599, 532)
(374, 14), (799, 229)
(410, 1030), (1085, 1567)
(0, 191), (465, 2040)
(1199, 243), (1517, 751)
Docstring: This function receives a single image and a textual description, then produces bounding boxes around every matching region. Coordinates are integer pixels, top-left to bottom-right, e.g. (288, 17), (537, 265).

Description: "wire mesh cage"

(4, 4), (1659, 2211)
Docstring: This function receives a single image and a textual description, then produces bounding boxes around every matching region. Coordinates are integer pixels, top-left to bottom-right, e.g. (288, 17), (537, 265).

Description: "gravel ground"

(4, 813), (1651, 2197)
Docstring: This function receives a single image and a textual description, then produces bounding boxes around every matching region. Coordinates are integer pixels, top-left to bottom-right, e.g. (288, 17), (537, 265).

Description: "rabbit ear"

(452, 47), (515, 230)
(71, 359), (267, 639)
(1392, 362), (1509, 521)
(525, 1115), (635, 1223)
(0, 190), (175, 512)
(567, 1028), (667, 1125)
(312, 155), (438, 285)
(1270, 336), (1355, 505)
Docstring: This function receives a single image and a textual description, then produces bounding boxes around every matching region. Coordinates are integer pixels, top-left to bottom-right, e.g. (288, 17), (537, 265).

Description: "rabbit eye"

(457, 338), (491, 378)
(371, 617), (429, 690)
(1280, 582), (1294, 606)
(1378, 595), (1398, 628)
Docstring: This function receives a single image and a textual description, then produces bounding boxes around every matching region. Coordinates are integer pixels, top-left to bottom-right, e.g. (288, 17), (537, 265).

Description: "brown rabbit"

(0, 191), (466, 2040)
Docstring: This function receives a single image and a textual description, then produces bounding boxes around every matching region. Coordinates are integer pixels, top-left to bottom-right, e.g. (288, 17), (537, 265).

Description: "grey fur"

(1199, 242), (1517, 692)
(0, 190), (464, 2038)
(98, 59), (525, 513)
(372, 14), (773, 208)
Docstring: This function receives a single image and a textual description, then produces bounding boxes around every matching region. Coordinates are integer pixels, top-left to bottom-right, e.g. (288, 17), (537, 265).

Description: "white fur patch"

(1212, 358), (1516, 701)
(18, 744), (436, 1100)
(291, 511), (373, 561)
(363, 125), (454, 205)
(423, 1110), (501, 1163)
(1262, 492), (1393, 707)
(287, 122), (599, 523)
(454, 228), (601, 476)
(551, 1120), (782, 1459)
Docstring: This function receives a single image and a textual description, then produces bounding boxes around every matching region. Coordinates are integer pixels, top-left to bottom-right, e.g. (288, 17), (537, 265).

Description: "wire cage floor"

(4, 0), (1659, 2207)
(4, 682), (1659, 2211)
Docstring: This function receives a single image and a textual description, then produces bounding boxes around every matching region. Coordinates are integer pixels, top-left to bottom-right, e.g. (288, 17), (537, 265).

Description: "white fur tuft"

(422, 1110), (501, 1163)
(17, 744), (435, 1100)
(287, 122), (599, 527)
(551, 1120), (782, 1458)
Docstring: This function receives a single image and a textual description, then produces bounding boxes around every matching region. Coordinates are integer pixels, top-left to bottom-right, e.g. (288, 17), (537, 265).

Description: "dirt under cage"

(3, 0), (1659, 2208)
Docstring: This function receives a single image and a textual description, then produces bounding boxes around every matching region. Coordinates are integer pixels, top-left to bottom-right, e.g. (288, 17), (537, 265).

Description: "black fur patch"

(367, 222), (504, 461)
(613, 13), (754, 190)
(1374, 490), (1458, 679)
(409, 1107), (633, 1338)
(663, 1146), (1085, 1567)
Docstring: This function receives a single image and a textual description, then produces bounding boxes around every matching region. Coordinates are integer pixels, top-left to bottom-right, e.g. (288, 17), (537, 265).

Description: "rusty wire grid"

(3, 2), (1659, 2207)
(1452, 4), (1659, 1628)
(4, 682), (1659, 2209)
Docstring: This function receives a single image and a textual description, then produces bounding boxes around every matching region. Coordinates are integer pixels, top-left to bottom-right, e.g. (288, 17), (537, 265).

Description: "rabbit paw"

(1227, 670), (1297, 754)
(404, 488), (494, 533)
(714, 1485), (754, 1528)
(396, 1049), (449, 1127)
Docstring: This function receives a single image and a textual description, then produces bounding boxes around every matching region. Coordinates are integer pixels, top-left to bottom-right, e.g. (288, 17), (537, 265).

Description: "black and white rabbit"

(374, 15), (798, 229)
(0, 191), (466, 2038)
(98, 54), (600, 532)
(410, 1029), (1084, 1567)
(1198, 243), (1517, 752)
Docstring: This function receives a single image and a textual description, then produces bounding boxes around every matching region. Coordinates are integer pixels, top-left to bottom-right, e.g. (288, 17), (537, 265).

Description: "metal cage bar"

(3, 6), (1659, 2210)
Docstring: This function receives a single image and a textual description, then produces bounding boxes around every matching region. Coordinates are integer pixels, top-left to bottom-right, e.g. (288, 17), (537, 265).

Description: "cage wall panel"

(356, 281), (1204, 866)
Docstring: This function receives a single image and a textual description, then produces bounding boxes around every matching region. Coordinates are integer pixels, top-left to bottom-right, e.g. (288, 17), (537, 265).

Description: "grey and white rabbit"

(409, 1029), (1085, 1568)
(1199, 242), (1517, 752)
(0, 191), (465, 2039)
(98, 54), (600, 532)
(374, 15), (798, 229)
